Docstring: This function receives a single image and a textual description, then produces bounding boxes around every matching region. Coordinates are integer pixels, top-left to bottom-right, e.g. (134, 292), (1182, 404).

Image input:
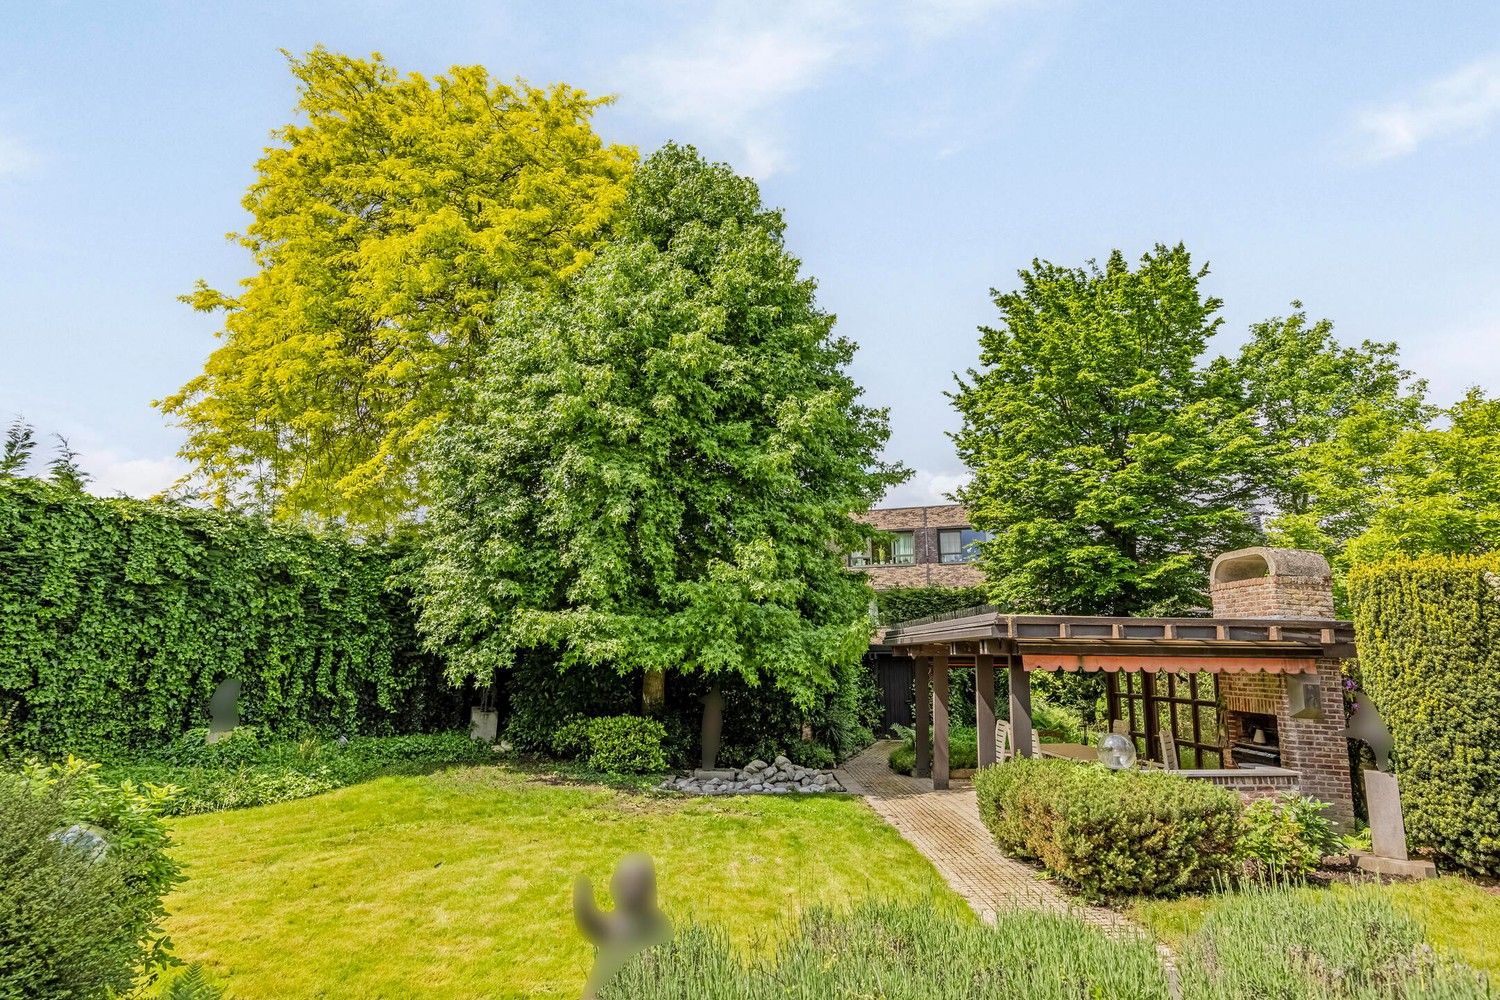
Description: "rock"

(774, 755), (792, 768)
(746, 759), (768, 772)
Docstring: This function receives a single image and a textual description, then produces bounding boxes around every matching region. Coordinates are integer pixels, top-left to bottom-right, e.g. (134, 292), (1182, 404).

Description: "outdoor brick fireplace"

(1211, 547), (1355, 828)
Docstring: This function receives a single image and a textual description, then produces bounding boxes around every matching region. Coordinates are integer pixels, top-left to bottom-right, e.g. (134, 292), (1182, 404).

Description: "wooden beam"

(1009, 657), (1033, 759)
(932, 653), (950, 789)
(975, 654), (997, 768)
(914, 657), (930, 778)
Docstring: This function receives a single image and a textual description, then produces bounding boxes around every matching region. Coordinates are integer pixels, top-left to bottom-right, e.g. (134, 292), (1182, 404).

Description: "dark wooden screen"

(1107, 672), (1224, 768)
(869, 654), (915, 735)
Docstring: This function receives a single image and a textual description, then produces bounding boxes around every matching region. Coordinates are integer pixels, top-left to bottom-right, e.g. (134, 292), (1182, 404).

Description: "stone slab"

(1364, 769), (1410, 861)
(1353, 850), (1437, 880)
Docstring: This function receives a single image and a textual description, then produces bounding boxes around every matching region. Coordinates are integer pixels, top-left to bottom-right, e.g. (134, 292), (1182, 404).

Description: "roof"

(880, 606), (1355, 673)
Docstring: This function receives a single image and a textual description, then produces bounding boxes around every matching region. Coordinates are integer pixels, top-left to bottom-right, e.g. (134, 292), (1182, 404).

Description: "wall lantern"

(1289, 677), (1324, 721)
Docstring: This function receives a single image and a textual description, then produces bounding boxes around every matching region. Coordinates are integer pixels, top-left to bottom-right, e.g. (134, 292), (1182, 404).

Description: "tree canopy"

(952, 245), (1261, 615)
(1231, 305), (1429, 560)
(158, 48), (635, 530)
(414, 144), (905, 705)
(1345, 389), (1500, 565)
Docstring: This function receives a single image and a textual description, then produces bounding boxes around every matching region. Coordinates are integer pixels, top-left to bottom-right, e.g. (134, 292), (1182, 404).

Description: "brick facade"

(1210, 546), (1355, 828)
(853, 504), (986, 590)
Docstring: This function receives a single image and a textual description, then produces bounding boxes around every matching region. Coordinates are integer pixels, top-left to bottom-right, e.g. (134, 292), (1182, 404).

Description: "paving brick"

(835, 742), (1141, 938)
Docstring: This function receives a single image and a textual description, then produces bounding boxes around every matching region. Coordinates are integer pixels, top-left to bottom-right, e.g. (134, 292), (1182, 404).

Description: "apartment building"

(850, 503), (988, 589)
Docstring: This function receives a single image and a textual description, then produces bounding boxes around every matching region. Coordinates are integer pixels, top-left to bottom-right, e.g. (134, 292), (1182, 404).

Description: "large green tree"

(952, 245), (1261, 615)
(414, 144), (905, 707)
(1346, 389), (1500, 564)
(159, 48), (635, 530)
(1232, 305), (1429, 560)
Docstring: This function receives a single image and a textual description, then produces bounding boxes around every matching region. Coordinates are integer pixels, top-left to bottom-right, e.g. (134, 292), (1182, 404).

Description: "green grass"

(1129, 876), (1500, 975)
(161, 763), (957, 999)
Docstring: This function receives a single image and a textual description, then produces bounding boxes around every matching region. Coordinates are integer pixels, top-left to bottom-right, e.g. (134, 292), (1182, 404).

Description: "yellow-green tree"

(158, 48), (635, 530)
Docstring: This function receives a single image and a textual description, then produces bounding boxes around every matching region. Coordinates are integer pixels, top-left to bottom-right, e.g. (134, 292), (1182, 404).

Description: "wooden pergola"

(880, 608), (1356, 789)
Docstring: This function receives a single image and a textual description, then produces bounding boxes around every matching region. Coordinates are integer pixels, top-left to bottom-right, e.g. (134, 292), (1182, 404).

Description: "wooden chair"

(1158, 725), (1180, 771)
(994, 721), (1041, 761)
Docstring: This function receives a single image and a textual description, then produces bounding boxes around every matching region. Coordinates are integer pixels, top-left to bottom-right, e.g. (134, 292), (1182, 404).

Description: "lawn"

(161, 763), (958, 999)
(1128, 876), (1500, 975)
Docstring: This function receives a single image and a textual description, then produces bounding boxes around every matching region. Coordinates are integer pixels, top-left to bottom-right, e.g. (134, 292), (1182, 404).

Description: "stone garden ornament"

(574, 853), (672, 999)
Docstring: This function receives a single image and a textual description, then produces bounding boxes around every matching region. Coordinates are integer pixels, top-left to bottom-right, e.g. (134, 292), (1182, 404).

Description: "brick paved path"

(835, 740), (1139, 936)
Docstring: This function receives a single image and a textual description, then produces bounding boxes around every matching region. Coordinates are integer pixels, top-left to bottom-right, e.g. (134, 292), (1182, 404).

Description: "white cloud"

(1343, 53), (1500, 163)
(902, 0), (1030, 39)
(881, 468), (971, 508)
(86, 451), (188, 499)
(620, 2), (862, 176)
(0, 131), (36, 177)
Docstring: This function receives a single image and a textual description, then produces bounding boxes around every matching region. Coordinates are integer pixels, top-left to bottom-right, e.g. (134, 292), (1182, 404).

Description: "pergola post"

(932, 653), (950, 790)
(1008, 657), (1034, 759)
(975, 654), (997, 767)
(914, 656), (930, 778)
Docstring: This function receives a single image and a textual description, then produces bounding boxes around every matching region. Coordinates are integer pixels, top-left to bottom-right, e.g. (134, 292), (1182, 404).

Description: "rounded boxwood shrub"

(1348, 554), (1500, 876)
(585, 715), (669, 774)
(975, 758), (1240, 899)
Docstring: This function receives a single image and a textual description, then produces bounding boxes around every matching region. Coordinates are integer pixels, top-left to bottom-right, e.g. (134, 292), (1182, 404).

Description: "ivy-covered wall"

(873, 586), (989, 626)
(0, 479), (459, 753)
(1348, 554), (1500, 876)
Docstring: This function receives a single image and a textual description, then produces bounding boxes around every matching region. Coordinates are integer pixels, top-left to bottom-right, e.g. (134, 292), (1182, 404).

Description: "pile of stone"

(658, 754), (845, 795)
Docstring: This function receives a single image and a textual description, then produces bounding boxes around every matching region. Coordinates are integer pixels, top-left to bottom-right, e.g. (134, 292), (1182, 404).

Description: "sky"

(2, 1), (1499, 506)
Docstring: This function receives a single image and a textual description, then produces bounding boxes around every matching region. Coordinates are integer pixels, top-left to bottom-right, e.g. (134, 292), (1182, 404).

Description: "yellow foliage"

(158, 48), (635, 530)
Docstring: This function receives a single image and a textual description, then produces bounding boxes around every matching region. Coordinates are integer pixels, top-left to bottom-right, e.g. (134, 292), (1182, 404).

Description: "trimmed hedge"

(874, 586), (988, 626)
(0, 479), (459, 753)
(975, 758), (1240, 899)
(1348, 555), (1500, 876)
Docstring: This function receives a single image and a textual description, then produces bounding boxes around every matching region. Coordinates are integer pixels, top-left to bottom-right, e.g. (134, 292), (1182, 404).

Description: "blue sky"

(2, 1), (1498, 504)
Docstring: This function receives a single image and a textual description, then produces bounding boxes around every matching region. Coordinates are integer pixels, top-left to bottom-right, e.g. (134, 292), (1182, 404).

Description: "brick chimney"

(1209, 546), (1335, 620)
(1210, 546), (1353, 829)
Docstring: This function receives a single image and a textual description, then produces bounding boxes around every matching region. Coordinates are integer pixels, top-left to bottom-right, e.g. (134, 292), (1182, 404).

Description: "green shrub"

(888, 723), (979, 776)
(975, 758), (1240, 899)
(100, 730), (493, 816)
(1178, 883), (1489, 998)
(1348, 555), (1500, 876)
(1238, 793), (1339, 877)
(0, 777), (143, 999)
(787, 740), (836, 770)
(0, 479), (459, 754)
(585, 716), (669, 774)
(602, 900), (1172, 999)
(2, 757), (183, 994)
(163, 726), (267, 768)
(873, 586), (989, 626)
(549, 717), (593, 759)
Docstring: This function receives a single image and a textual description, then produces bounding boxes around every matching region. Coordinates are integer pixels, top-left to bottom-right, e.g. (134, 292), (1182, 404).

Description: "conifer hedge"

(1348, 555), (1500, 876)
(0, 479), (458, 753)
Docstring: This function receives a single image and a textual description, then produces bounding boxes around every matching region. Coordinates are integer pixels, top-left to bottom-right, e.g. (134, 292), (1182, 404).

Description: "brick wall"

(854, 504), (986, 590)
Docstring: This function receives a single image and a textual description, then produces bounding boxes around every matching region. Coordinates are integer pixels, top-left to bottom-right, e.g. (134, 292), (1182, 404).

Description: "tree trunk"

(642, 669), (665, 716)
(700, 685), (724, 771)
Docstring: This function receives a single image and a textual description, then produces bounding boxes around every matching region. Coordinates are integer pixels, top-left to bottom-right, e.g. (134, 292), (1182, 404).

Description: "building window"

(850, 531), (916, 567)
(938, 527), (991, 563)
